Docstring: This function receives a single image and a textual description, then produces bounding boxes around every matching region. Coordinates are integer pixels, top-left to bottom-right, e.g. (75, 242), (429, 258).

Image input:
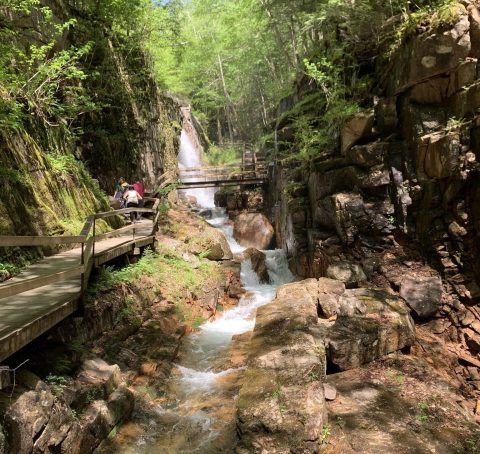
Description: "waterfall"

(178, 129), (216, 208)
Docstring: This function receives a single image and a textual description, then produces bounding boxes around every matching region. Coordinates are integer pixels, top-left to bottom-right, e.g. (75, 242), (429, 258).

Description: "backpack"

(126, 190), (138, 204)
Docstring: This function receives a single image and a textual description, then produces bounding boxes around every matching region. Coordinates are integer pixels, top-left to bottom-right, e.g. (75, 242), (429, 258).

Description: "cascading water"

(108, 134), (294, 453)
(113, 208), (294, 453)
(177, 129), (216, 208)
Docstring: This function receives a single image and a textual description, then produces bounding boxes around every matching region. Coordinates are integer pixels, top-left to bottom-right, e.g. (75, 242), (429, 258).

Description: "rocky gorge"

(1, 0), (480, 453)
(260, 0), (480, 437)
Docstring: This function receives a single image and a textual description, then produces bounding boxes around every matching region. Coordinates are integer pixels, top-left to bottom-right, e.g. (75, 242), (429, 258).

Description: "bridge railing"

(178, 160), (268, 185)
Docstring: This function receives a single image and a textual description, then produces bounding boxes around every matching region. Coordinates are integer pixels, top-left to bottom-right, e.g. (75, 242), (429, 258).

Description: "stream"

(106, 130), (294, 452)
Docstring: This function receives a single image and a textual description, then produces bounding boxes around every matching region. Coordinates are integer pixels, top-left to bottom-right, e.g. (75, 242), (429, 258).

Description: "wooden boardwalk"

(0, 200), (161, 365)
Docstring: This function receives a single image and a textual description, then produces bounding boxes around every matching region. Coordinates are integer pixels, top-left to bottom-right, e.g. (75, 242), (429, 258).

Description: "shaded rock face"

(400, 274), (443, 318)
(215, 189), (264, 213)
(243, 248), (270, 283)
(327, 288), (416, 370)
(3, 360), (134, 454)
(233, 212), (274, 250)
(326, 261), (367, 287)
(325, 357), (479, 454)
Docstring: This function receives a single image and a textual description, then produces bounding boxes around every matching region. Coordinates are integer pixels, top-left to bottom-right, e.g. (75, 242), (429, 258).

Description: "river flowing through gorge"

(105, 132), (294, 453)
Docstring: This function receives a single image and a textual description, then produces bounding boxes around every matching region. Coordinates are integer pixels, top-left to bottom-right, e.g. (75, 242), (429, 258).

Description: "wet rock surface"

(399, 274), (443, 318)
(243, 248), (270, 283)
(233, 212), (274, 250)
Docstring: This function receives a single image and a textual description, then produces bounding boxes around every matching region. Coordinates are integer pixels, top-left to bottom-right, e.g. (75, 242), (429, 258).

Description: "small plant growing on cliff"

(415, 402), (430, 423)
(444, 117), (466, 134)
(320, 425), (330, 444)
(85, 386), (103, 404)
(271, 384), (282, 399)
(308, 371), (319, 382)
(192, 316), (205, 329)
(45, 374), (68, 396)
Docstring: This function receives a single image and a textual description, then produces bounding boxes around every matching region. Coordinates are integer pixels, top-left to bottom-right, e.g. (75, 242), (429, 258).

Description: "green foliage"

(156, 183), (178, 197)
(0, 3), (98, 130)
(192, 316), (205, 329)
(45, 153), (80, 177)
(0, 263), (21, 276)
(444, 117), (467, 134)
(415, 402), (430, 423)
(320, 425), (331, 443)
(388, 0), (459, 56)
(205, 145), (242, 166)
(45, 374), (68, 396)
(271, 384), (282, 399)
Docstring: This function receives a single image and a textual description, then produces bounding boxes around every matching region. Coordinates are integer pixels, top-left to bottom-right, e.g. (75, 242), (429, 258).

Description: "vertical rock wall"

(268, 1), (480, 398)
(0, 0), (182, 246)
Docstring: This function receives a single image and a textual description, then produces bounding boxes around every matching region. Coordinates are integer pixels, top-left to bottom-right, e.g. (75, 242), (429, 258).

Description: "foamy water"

(177, 129), (217, 207)
(108, 131), (293, 453)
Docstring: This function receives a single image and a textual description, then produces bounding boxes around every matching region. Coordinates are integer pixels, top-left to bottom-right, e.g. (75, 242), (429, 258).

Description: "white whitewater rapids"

(177, 129), (217, 208)
(115, 131), (294, 453)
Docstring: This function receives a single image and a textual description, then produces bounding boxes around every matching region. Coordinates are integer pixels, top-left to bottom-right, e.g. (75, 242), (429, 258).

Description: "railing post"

(92, 218), (96, 258)
(80, 241), (85, 293)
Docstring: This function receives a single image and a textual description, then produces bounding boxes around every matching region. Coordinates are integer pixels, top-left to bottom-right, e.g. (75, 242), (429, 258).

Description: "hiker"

(133, 180), (145, 220)
(113, 177), (126, 200)
(123, 185), (143, 223)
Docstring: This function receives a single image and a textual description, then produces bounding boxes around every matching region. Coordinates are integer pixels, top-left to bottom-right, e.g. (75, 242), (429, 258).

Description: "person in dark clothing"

(113, 177), (125, 200)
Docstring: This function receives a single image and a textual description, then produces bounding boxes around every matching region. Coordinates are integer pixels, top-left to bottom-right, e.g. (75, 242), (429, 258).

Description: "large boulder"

(327, 288), (416, 370)
(416, 132), (460, 180)
(341, 110), (375, 153)
(345, 141), (388, 168)
(243, 248), (270, 283)
(233, 212), (274, 250)
(61, 386), (134, 453)
(399, 274), (443, 318)
(204, 228), (233, 260)
(184, 222), (233, 261)
(326, 261), (367, 287)
(237, 280), (328, 452)
(3, 381), (56, 454)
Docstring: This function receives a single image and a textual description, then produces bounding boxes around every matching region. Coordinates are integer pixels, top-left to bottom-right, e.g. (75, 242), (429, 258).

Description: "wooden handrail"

(179, 162), (267, 172)
(0, 265), (85, 299)
(0, 191), (165, 302)
(0, 236), (85, 247)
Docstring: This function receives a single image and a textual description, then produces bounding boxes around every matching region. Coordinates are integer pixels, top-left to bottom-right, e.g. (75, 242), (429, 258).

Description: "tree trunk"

(217, 53), (234, 143)
(259, 0), (296, 70)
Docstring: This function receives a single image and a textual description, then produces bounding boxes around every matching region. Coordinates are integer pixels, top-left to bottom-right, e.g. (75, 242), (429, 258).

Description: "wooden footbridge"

(0, 197), (162, 366)
(177, 148), (268, 189)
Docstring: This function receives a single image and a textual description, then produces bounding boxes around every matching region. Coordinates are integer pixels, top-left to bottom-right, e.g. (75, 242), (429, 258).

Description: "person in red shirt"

(132, 181), (145, 220)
